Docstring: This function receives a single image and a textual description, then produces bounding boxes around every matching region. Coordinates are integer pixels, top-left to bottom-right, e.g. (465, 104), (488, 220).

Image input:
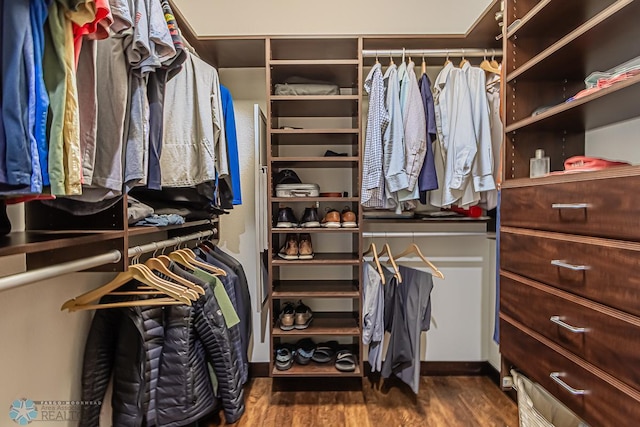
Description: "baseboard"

(249, 362), (270, 377)
(253, 361), (507, 385)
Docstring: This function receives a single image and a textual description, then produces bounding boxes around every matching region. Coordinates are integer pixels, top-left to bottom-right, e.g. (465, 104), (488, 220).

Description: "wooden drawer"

(501, 175), (640, 241)
(501, 272), (640, 391)
(500, 228), (640, 317)
(500, 317), (640, 427)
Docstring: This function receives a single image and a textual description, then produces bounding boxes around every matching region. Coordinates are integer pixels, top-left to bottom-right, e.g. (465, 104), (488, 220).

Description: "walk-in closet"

(2, 0), (638, 426)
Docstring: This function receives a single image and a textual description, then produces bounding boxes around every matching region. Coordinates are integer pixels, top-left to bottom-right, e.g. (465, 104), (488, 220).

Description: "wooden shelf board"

(270, 59), (359, 66)
(127, 219), (215, 237)
(271, 157), (359, 168)
(271, 128), (358, 134)
(502, 165), (640, 188)
(272, 364), (361, 377)
(272, 197), (359, 203)
(272, 252), (360, 265)
(506, 0), (640, 82)
(506, 73), (640, 133)
(271, 97), (358, 118)
(272, 312), (360, 336)
(272, 280), (359, 298)
(506, 0), (612, 41)
(363, 216), (490, 224)
(0, 231), (124, 257)
(271, 228), (360, 234)
(271, 95), (359, 101)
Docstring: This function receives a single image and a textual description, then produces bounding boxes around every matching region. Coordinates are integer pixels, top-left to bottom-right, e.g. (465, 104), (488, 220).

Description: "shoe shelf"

(271, 228), (360, 234)
(271, 364), (362, 377)
(266, 37), (363, 379)
(272, 252), (360, 265)
(272, 312), (360, 336)
(272, 280), (359, 298)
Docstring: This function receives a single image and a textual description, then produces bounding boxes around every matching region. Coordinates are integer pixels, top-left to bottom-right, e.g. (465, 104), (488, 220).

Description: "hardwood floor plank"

(202, 376), (518, 427)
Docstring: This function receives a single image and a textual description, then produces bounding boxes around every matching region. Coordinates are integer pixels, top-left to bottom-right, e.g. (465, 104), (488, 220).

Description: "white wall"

(173, 0), (493, 36)
(585, 117), (640, 163)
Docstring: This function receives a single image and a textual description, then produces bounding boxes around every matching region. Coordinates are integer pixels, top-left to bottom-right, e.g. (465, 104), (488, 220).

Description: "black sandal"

(335, 349), (357, 372)
(311, 341), (338, 364)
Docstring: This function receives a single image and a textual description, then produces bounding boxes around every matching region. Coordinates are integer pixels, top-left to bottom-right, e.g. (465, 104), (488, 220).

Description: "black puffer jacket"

(80, 273), (245, 426)
(156, 264), (245, 425)
(79, 289), (164, 427)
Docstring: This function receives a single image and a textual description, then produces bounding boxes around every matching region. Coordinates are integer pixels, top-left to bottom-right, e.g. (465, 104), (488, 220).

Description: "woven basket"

(511, 370), (588, 427)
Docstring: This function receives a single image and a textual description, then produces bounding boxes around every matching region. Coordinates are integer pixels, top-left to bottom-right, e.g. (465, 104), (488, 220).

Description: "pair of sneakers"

(321, 207), (357, 228)
(278, 300), (313, 331)
(278, 233), (313, 260)
(276, 207), (321, 228)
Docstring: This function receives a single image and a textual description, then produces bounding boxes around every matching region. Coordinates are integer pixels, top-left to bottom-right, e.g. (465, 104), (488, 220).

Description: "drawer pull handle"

(550, 372), (587, 395)
(551, 260), (590, 271)
(551, 203), (589, 209)
(550, 316), (587, 333)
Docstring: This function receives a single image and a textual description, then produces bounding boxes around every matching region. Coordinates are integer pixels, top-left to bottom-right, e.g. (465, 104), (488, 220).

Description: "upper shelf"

(506, 73), (640, 133)
(506, 0), (617, 42)
(506, 0), (640, 82)
(0, 231), (124, 258)
(271, 129), (359, 146)
(270, 96), (359, 118)
(271, 156), (359, 168)
(270, 63), (359, 89)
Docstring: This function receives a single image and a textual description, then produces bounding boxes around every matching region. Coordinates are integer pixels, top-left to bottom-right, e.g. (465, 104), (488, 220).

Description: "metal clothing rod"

(0, 250), (122, 293)
(362, 232), (487, 238)
(362, 48), (503, 58)
(127, 229), (215, 258)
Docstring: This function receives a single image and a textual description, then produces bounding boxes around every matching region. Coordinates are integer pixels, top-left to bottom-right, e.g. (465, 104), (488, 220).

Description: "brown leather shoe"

(341, 207), (357, 228)
(298, 233), (314, 259)
(278, 234), (299, 260)
(321, 209), (341, 228)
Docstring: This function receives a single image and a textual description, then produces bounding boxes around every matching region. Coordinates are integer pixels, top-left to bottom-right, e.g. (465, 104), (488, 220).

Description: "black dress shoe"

(324, 150), (348, 157)
(299, 207), (320, 228)
(275, 207), (298, 228)
(0, 201), (11, 236)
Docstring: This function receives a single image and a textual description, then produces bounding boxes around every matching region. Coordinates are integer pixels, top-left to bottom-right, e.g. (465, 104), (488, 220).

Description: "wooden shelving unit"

(1, 196), (219, 272)
(266, 37), (363, 378)
(500, 0), (640, 425)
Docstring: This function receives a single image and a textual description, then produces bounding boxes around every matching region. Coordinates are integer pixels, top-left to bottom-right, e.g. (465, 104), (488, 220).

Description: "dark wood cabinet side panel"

(500, 273), (640, 391)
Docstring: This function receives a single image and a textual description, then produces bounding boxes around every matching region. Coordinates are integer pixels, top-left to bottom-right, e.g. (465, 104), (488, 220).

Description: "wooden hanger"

(61, 264), (195, 312)
(481, 49), (501, 74)
(170, 248), (227, 276)
(421, 55), (427, 75)
(362, 242), (385, 284)
(375, 51), (379, 65)
(145, 256), (206, 295)
(392, 243), (445, 279)
(377, 243), (402, 283)
(389, 51), (395, 66)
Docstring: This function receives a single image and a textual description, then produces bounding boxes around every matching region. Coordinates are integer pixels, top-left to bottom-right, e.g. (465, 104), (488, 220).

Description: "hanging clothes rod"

(0, 250), (122, 293)
(127, 229), (216, 258)
(362, 48), (503, 58)
(362, 231), (486, 238)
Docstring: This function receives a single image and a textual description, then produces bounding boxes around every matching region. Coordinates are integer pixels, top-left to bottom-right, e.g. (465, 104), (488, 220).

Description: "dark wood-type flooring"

(201, 376), (519, 427)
